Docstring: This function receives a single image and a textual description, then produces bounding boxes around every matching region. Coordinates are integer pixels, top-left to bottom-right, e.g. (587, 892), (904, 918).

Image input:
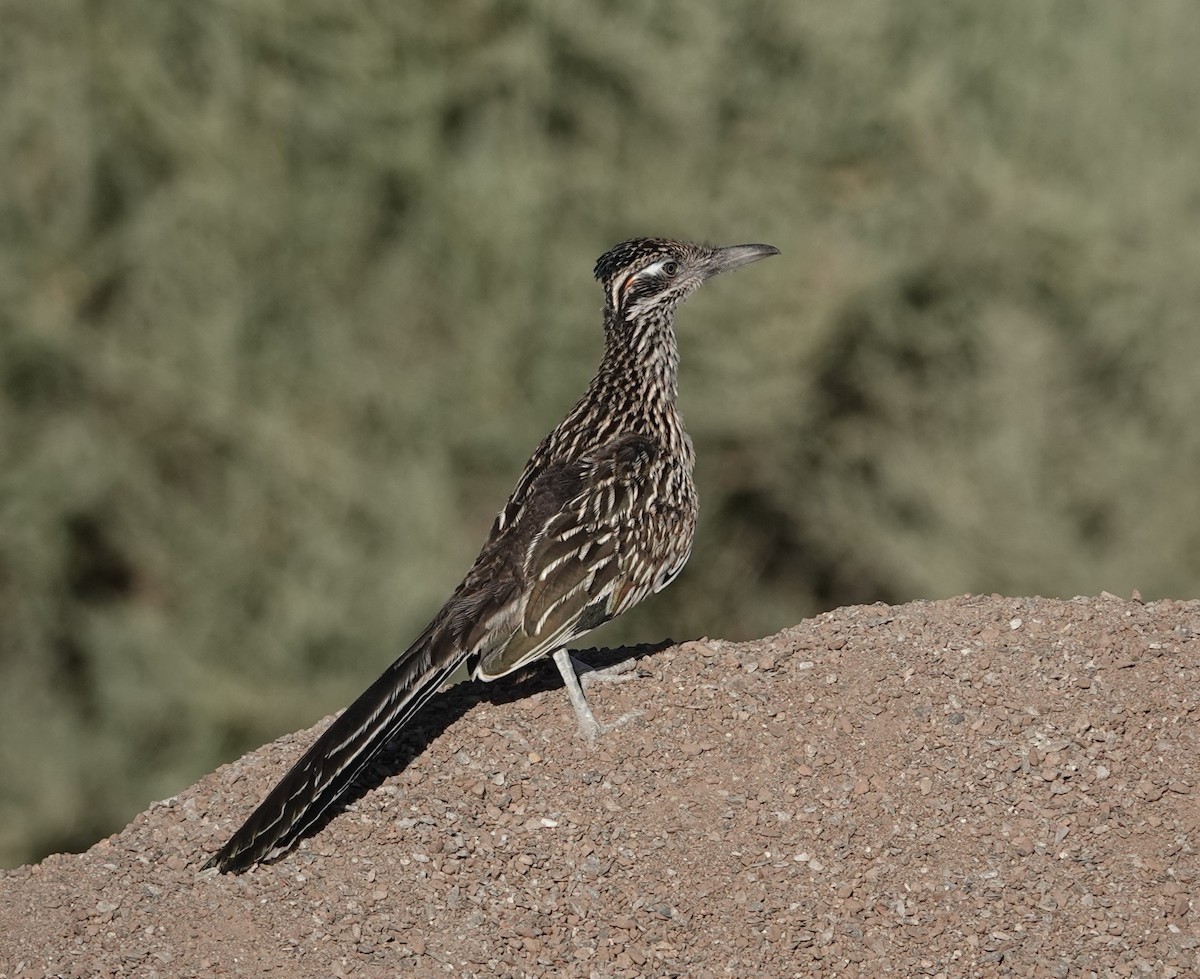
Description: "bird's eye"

(662, 261), (680, 277)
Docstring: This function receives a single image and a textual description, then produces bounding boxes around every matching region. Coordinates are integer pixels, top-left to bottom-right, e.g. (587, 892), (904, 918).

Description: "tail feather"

(206, 638), (468, 873)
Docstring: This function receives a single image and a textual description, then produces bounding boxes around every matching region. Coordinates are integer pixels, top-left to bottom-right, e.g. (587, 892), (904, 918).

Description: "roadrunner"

(206, 237), (778, 872)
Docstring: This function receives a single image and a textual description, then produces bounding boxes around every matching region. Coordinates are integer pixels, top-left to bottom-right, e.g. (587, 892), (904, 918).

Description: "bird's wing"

(475, 431), (664, 680)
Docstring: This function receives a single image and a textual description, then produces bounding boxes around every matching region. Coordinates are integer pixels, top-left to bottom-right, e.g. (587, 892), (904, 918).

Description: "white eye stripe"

(611, 259), (679, 308)
(639, 259), (679, 279)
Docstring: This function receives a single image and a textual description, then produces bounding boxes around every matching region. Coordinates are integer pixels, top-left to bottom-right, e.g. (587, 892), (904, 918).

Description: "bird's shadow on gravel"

(279, 639), (673, 859)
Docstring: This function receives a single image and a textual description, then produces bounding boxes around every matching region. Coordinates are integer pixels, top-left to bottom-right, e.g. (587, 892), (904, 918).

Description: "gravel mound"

(2, 594), (1197, 978)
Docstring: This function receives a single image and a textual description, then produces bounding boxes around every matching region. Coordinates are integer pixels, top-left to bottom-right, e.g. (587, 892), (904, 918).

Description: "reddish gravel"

(1, 594), (1198, 978)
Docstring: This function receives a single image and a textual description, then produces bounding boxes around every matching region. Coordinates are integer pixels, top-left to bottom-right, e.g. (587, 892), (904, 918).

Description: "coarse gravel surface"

(1, 594), (1198, 978)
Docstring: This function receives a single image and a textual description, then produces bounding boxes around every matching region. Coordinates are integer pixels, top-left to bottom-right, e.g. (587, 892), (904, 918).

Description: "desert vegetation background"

(2, 1), (1197, 867)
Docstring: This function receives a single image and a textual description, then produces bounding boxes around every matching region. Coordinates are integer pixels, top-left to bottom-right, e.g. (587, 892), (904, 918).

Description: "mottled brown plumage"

(205, 237), (778, 872)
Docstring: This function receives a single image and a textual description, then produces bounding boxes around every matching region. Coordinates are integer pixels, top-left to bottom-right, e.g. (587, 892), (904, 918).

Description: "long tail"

(205, 632), (468, 873)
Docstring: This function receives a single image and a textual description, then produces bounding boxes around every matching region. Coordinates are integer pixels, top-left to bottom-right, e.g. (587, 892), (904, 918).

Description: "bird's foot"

(572, 654), (641, 690)
(577, 708), (644, 742)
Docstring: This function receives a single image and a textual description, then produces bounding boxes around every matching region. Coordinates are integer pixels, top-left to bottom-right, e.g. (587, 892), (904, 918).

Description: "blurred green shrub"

(2, 1), (1197, 865)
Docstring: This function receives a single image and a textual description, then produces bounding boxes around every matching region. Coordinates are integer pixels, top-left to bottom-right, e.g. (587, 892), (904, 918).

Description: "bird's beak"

(702, 243), (780, 279)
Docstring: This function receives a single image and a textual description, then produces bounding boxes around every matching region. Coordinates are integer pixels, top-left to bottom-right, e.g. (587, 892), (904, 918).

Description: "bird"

(205, 237), (779, 873)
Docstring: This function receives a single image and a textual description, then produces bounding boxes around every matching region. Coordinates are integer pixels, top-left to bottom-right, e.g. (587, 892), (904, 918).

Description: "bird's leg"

(571, 653), (640, 690)
(553, 648), (603, 739)
(552, 648), (641, 740)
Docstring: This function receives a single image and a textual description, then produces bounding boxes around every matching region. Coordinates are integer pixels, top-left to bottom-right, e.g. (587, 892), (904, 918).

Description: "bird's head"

(594, 237), (779, 321)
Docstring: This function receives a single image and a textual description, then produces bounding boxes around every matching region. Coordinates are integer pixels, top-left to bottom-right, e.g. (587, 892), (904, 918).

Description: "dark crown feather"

(593, 238), (677, 284)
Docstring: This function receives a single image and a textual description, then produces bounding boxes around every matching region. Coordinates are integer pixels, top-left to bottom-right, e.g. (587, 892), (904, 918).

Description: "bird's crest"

(593, 238), (680, 284)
